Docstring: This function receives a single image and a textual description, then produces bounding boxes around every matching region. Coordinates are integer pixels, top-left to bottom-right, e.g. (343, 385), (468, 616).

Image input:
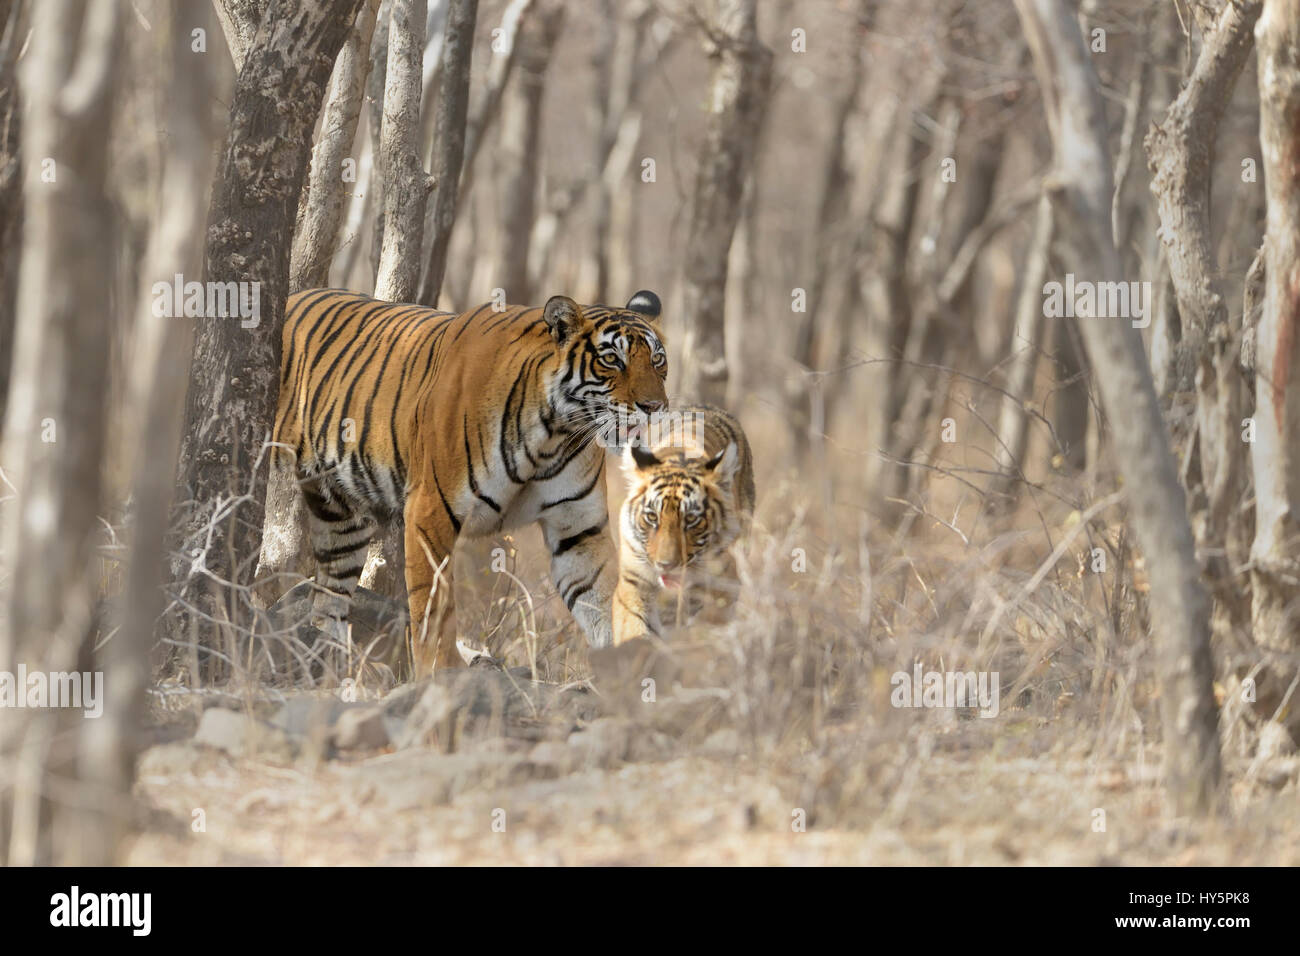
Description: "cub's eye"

(684, 512), (703, 528)
(642, 506), (658, 527)
(598, 352), (624, 371)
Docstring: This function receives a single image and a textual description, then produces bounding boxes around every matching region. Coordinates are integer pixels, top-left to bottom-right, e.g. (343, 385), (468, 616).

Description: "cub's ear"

(544, 295), (584, 343)
(703, 441), (739, 485)
(623, 443), (661, 480)
(625, 290), (661, 321)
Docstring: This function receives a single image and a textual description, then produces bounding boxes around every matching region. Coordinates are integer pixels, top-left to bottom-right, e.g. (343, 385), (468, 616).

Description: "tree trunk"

(678, 0), (772, 406)
(989, 196), (1054, 508)
(1250, 0), (1300, 739)
(172, 0), (366, 672)
(1145, 0), (1261, 634)
(1014, 0), (1222, 815)
(213, 0), (269, 73)
(856, 100), (926, 503)
(373, 0), (429, 301)
(588, 0), (650, 303)
(105, 0), (215, 866)
(0, 0), (22, 426)
(495, 0), (564, 304)
(291, 0), (380, 291)
(0, 0), (121, 865)
(415, 0), (477, 306)
(789, 3), (869, 456)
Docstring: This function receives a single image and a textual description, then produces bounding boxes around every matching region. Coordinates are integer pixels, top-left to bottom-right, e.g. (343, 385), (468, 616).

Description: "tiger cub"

(612, 403), (755, 644)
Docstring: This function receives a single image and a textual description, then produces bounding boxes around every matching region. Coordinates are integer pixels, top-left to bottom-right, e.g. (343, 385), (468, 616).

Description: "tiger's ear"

(703, 442), (739, 485)
(625, 290), (661, 321)
(623, 443), (661, 480)
(544, 295), (585, 343)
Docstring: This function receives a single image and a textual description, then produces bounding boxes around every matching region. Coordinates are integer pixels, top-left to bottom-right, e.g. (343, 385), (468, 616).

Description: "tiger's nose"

(637, 399), (665, 415)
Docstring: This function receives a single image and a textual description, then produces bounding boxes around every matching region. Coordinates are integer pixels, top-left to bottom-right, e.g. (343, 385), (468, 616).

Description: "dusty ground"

(125, 654), (1300, 867)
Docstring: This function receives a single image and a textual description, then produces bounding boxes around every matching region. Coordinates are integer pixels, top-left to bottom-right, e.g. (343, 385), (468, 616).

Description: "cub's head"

(545, 291), (667, 439)
(620, 442), (740, 588)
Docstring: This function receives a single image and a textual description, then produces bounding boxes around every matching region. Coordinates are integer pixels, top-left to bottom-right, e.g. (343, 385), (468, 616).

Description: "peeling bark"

(1145, 0), (1260, 612)
(172, 0), (366, 670)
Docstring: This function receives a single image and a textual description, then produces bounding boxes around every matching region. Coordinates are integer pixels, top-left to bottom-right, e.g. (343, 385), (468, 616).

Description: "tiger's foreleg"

(302, 477), (378, 641)
(539, 495), (617, 649)
(403, 489), (461, 675)
(612, 549), (661, 646)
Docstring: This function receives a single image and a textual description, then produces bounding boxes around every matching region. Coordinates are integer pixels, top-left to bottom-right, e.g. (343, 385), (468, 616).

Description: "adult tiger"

(258, 288), (668, 674)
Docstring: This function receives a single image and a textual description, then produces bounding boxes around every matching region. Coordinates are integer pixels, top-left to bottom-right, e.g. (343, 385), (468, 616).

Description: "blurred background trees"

(0, 0), (1298, 860)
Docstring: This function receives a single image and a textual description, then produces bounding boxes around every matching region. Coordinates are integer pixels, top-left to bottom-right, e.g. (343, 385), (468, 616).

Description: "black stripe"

(540, 460), (604, 510)
(430, 473), (462, 534)
(552, 521), (607, 557)
(562, 563), (606, 610)
(463, 413), (501, 512)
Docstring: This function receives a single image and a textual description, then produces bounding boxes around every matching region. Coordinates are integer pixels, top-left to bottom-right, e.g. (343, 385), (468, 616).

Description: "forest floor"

(125, 656), (1300, 866)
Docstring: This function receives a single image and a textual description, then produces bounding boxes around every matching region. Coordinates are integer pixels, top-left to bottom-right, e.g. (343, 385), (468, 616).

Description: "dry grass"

(123, 396), (1300, 866)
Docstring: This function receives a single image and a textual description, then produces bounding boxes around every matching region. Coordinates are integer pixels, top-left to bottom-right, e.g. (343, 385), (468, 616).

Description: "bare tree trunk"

(416, 0), (478, 306)
(857, 101), (926, 501)
(1014, 0), (1222, 815)
(496, 0), (564, 304)
(291, 0), (380, 291)
(366, 0), (392, 284)
(104, 0), (215, 866)
(989, 196), (1053, 508)
(789, 5), (868, 455)
(457, 0), (530, 198)
(374, 0), (429, 300)
(885, 92), (1009, 510)
(678, 0), (772, 405)
(213, 0), (268, 72)
(0, 0), (122, 865)
(1145, 0), (1261, 629)
(172, 0), (366, 671)
(0, 0), (23, 425)
(588, 0), (650, 303)
(1051, 307), (1091, 470)
(1250, 0), (1300, 739)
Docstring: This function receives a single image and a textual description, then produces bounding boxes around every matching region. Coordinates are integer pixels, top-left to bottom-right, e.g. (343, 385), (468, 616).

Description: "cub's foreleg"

(612, 544), (661, 645)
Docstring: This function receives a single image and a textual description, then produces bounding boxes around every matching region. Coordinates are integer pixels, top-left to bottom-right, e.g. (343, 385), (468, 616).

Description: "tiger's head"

(544, 291), (667, 443)
(620, 442), (741, 588)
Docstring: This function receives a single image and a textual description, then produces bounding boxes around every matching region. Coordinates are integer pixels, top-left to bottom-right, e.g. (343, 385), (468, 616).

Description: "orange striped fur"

(261, 288), (668, 673)
(613, 403), (755, 645)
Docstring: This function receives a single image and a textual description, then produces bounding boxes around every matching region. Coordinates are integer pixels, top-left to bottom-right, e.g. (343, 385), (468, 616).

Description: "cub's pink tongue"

(658, 572), (682, 589)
